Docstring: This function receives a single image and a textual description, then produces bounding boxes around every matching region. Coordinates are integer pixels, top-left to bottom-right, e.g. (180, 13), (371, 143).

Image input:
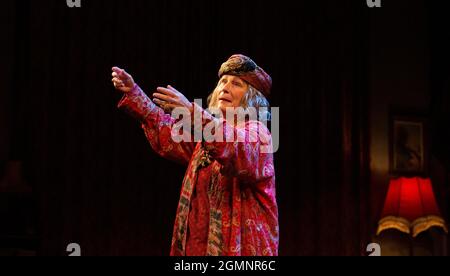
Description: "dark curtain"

(1, 0), (370, 255)
(429, 2), (450, 169)
(429, 1), (450, 253)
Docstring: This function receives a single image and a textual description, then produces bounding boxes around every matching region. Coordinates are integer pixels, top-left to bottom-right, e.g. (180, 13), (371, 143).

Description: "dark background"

(0, 0), (449, 256)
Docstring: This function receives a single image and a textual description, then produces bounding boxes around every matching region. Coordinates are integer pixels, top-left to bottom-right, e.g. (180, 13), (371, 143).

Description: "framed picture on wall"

(389, 111), (429, 176)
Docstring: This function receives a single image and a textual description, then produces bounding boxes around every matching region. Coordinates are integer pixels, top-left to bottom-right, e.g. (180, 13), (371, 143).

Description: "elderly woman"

(111, 54), (278, 256)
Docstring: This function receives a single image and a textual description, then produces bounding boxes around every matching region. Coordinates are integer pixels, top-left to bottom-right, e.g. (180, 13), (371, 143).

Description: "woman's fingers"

(112, 77), (124, 88)
(112, 67), (123, 73)
(156, 87), (177, 97)
(167, 85), (179, 94)
(153, 85), (189, 112)
(153, 98), (163, 104)
(112, 67), (130, 81)
(112, 68), (127, 82)
(153, 98), (174, 113)
(112, 77), (123, 84)
(153, 98), (167, 107)
(111, 67), (135, 93)
(112, 67), (123, 76)
(153, 92), (174, 103)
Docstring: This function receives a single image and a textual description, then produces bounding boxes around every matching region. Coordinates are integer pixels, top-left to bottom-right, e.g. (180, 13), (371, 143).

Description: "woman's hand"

(153, 85), (193, 114)
(111, 67), (135, 93)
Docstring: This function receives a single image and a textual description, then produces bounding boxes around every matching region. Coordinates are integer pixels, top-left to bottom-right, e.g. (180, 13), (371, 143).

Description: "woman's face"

(216, 75), (248, 113)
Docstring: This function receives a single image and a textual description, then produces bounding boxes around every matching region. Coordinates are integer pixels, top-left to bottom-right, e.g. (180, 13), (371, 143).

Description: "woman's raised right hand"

(111, 67), (135, 93)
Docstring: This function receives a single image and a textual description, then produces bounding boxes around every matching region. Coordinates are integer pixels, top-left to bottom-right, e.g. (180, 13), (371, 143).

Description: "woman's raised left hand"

(152, 85), (193, 114)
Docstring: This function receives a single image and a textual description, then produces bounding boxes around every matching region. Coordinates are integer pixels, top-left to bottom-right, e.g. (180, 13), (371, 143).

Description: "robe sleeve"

(193, 103), (275, 183)
(117, 84), (195, 165)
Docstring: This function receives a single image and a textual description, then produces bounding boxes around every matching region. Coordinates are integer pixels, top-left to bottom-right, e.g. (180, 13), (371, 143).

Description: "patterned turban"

(218, 54), (272, 97)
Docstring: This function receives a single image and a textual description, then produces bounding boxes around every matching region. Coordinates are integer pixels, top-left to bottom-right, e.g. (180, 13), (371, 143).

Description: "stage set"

(1, 0), (449, 256)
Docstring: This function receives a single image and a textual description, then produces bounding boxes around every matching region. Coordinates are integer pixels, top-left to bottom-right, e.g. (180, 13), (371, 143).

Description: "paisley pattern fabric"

(118, 85), (279, 256)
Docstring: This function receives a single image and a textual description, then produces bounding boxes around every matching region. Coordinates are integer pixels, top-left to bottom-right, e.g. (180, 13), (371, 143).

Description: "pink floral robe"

(118, 85), (279, 256)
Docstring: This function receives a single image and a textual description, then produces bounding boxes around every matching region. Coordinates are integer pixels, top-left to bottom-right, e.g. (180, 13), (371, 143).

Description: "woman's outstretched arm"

(112, 67), (195, 165)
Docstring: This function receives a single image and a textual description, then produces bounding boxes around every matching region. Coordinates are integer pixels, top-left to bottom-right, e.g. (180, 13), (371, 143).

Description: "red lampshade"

(377, 177), (448, 237)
